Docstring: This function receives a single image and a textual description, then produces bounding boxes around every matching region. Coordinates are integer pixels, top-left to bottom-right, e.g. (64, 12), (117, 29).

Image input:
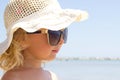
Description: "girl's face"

(23, 32), (64, 61)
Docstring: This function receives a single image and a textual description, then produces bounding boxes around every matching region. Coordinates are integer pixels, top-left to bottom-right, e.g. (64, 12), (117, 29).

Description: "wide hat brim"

(0, 9), (88, 54)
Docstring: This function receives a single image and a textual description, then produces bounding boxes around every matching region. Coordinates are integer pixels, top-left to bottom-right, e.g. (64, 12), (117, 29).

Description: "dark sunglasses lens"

(63, 28), (68, 43)
(48, 30), (61, 46)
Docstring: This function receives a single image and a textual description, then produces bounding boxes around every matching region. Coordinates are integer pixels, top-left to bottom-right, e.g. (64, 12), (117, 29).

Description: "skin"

(2, 31), (64, 80)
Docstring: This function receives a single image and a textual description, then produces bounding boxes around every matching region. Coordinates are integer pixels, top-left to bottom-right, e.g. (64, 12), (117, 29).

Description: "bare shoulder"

(45, 70), (58, 80)
(1, 70), (19, 80)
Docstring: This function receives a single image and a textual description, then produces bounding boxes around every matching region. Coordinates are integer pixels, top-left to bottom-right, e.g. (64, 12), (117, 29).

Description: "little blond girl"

(0, 0), (88, 80)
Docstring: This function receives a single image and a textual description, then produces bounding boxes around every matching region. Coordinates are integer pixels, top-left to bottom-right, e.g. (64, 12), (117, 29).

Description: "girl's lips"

(52, 50), (59, 54)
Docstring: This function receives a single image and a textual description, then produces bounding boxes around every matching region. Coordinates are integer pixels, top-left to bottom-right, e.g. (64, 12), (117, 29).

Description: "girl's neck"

(22, 59), (43, 69)
(21, 50), (43, 69)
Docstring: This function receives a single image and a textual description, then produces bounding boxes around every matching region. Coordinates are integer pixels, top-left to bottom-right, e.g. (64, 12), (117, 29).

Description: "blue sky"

(0, 0), (120, 58)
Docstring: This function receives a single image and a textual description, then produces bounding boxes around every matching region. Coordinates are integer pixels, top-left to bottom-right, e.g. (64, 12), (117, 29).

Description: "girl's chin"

(43, 55), (56, 62)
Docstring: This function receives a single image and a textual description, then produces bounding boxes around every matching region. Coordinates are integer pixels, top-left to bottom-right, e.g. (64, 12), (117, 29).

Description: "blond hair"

(0, 28), (27, 71)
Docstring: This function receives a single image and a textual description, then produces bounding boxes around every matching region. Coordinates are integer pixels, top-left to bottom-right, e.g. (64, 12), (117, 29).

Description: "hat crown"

(4, 0), (61, 29)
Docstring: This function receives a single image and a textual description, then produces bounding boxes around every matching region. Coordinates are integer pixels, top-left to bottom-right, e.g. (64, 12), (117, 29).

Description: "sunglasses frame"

(27, 28), (68, 46)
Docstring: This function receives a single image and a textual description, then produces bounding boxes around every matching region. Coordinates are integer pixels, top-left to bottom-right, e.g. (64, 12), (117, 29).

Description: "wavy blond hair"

(0, 28), (27, 71)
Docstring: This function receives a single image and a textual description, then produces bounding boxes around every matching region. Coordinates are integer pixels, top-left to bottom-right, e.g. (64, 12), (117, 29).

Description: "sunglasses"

(27, 28), (68, 46)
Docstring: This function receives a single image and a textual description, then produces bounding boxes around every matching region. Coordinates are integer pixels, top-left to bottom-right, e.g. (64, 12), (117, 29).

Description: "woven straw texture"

(4, 0), (52, 29)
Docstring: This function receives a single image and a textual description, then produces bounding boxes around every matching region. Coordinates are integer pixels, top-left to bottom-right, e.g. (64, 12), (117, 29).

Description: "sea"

(44, 60), (120, 80)
(0, 60), (120, 80)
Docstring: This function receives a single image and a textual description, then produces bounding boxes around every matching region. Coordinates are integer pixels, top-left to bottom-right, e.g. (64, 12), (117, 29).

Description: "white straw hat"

(0, 0), (88, 54)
